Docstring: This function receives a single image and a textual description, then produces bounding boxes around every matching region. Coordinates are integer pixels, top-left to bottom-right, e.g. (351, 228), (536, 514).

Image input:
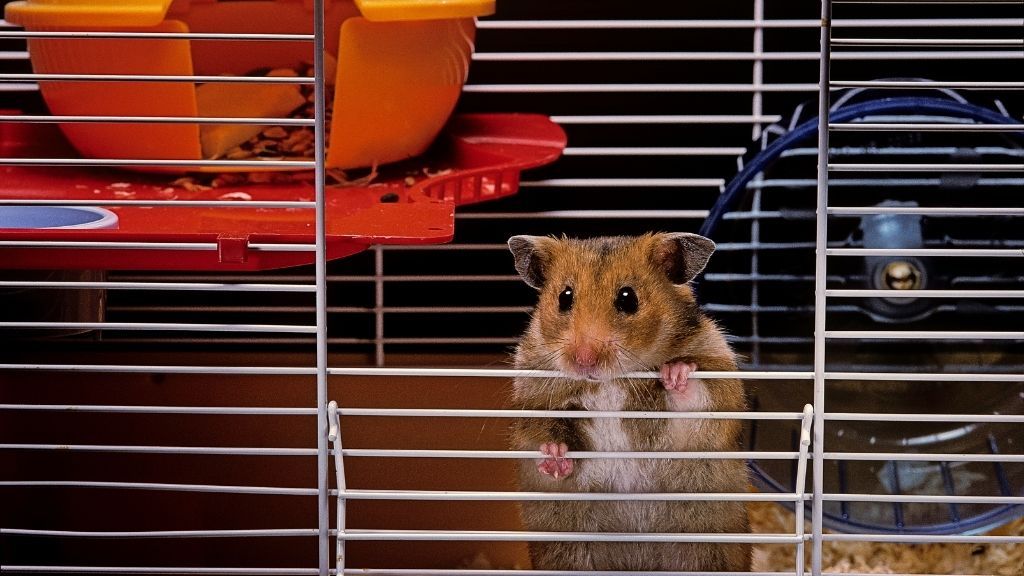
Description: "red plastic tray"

(0, 114), (565, 271)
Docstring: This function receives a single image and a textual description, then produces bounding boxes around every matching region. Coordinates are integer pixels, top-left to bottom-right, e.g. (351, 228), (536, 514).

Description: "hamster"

(507, 232), (751, 571)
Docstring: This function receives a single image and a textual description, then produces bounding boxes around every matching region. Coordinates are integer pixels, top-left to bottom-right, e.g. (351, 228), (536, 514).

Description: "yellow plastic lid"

(6, 0), (496, 28)
(4, 0), (175, 28)
(353, 0), (494, 21)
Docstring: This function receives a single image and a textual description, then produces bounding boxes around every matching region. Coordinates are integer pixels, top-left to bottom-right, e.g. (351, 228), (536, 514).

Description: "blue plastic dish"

(0, 206), (119, 230)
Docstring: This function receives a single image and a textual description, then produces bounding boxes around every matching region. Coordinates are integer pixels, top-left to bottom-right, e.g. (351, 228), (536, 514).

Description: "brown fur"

(509, 233), (751, 571)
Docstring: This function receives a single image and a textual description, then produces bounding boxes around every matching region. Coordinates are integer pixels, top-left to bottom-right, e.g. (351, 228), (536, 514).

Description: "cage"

(2, 0), (1024, 575)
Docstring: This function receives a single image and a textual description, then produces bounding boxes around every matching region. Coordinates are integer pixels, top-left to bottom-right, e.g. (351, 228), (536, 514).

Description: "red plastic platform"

(0, 114), (565, 271)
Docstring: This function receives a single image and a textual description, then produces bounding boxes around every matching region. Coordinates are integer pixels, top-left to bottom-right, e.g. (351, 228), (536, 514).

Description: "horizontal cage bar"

(0, 115), (315, 126)
(563, 147), (746, 156)
(829, 122), (1024, 131)
(829, 80), (1024, 90)
(456, 210), (710, 220)
(324, 367), (813, 379)
(825, 412), (1024, 423)
(821, 534), (1024, 544)
(828, 163), (1024, 172)
(823, 452), (1024, 462)
(520, 178), (725, 188)
(0, 568), (319, 575)
(0, 31), (312, 41)
(0, 241), (315, 251)
(828, 206), (1024, 216)
(825, 330), (1024, 340)
(475, 18), (1024, 30)
(474, 50), (1023, 61)
(0, 481), (316, 496)
(0, 364), (316, 375)
(0, 158), (314, 168)
(0, 528), (316, 539)
(0, 281), (314, 292)
(335, 408), (804, 420)
(0, 565), (317, 569)
(338, 489), (804, 502)
(0, 405), (317, 415)
(336, 529), (800, 544)
(831, 38), (1023, 47)
(0, 322), (315, 333)
(0, 444), (317, 456)
(550, 114), (783, 124)
(823, 493), (1024, 505)
(463, 83), (819, 93)
(0, 74), (311, 84)
(827, 248), (1024, 257)
(831, 0), (1022, 3)
(339, 449), (797, 460)
(824, 371), (1024, 381)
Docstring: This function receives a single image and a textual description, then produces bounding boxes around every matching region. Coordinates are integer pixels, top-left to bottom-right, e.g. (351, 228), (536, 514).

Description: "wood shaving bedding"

(749, 500), (1024, 574)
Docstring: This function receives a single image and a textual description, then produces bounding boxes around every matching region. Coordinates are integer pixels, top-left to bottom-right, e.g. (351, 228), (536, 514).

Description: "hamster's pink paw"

(661, 360), (698, 394)
(537, 442), (573, 479)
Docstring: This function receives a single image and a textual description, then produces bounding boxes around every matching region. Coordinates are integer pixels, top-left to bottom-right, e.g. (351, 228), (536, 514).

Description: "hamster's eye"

(558, 287), (574, 313)
(615, 286), (639, 314)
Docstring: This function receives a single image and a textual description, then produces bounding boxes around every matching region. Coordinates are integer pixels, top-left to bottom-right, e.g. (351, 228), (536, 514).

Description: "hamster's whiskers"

(611, 341), (651, 374)
(607, 343), (659, 406)
(521, 338), (569, 371)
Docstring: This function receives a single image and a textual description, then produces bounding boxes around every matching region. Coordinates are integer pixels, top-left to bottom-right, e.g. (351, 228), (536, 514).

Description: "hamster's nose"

(574, 345), (598, 368)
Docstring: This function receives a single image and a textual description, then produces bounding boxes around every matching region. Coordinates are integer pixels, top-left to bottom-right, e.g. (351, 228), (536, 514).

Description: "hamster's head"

(508, 233), (715, 382)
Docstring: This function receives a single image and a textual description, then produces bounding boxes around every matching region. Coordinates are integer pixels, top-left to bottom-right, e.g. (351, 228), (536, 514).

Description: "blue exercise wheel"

(697, 87), (1024, 535)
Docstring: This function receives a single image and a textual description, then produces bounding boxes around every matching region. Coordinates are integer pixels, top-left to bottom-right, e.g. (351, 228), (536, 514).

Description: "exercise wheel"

(697, 87), (1024, 535)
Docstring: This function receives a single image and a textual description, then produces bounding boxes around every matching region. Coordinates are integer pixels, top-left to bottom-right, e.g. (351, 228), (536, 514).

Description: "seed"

(262, 126), (288, 139)
(227, 148), (254, 160)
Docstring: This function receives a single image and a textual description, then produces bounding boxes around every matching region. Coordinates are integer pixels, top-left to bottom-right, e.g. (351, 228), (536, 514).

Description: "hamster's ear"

(508, 235), (552, 289)
(655, 232), (716, 285)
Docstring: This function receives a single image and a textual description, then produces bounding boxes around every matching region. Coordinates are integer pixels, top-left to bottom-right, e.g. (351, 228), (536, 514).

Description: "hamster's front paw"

(537, 442), (573, 479)
(661, 360), (698, 395)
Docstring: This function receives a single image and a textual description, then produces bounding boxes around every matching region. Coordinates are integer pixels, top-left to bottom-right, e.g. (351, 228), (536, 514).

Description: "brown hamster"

(508, 232), (751, 571)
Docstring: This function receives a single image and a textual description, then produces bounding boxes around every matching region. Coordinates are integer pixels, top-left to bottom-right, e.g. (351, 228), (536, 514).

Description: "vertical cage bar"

(312, 0), (330, 572)
(750, 189), (763, 365)
(752, 0), (766, 140)
(812, 0), (832, 573)
(328, 401), (348, 574)
(795, 405), (814, 576)
(375, 246), (385, 367)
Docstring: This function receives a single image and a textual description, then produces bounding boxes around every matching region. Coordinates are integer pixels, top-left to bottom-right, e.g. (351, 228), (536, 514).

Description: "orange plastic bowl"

(4, 0), (494, 170)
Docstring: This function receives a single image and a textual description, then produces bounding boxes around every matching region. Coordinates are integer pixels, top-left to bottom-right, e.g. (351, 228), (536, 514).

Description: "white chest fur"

(576, 383), (653, 493)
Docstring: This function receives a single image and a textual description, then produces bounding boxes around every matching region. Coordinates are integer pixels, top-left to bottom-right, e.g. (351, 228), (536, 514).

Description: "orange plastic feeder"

(4, 0), (494, 170)
(0, 113), (567, 271)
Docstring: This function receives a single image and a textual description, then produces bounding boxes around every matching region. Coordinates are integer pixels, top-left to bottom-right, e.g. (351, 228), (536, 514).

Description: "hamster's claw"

(661, 361), (698, 394)
(537, 442), (573, 479)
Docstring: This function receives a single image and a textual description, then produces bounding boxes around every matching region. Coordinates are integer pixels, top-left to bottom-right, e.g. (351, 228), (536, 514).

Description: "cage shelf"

(0, 113), (566, 271)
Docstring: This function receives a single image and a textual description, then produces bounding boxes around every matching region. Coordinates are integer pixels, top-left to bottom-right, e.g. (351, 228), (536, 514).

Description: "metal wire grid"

(1, 3), (1016, 356)
(0, 0), (334, 571)
(810, 0), (1024, 571)
(0, 1), (1023, 576)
